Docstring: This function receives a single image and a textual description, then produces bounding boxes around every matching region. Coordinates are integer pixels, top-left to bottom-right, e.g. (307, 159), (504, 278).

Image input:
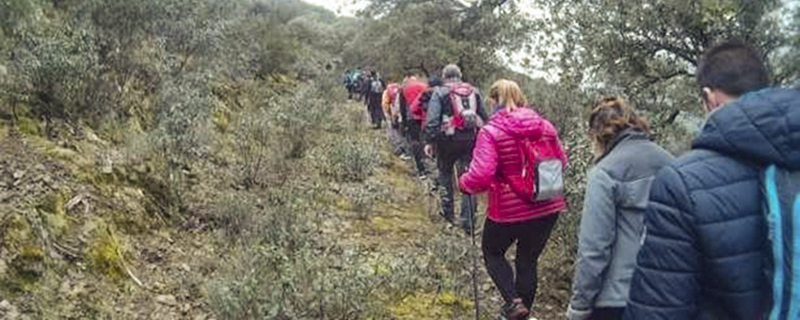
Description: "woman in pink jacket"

(459, 79), (567, 320)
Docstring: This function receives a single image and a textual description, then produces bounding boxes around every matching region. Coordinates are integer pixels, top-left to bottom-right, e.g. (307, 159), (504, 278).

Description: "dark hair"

(428, 76), (443, 87)
(405, 71), (414, 78)
(697, 40), (769, 97)
(589, 97), (650, 149)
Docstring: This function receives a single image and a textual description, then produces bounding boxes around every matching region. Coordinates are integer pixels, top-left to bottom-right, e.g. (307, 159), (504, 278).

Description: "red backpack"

(500, 126), (567, 202)
(442, 82), (483, 135)
(409, 93), (427, 123)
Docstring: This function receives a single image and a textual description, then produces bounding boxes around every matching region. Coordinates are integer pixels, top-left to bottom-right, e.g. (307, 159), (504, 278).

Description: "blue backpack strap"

(765, 165), (800, 320)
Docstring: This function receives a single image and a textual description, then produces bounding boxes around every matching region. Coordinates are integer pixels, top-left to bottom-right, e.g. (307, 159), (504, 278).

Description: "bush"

(322, 136), (381, 183)
(211, 193), (258, 239)
(208, 198), (390, 319)
(234, 109), (274, 189)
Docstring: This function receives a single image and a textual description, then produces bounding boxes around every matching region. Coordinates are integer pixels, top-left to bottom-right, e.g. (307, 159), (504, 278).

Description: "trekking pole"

(467, 194), (480, 320)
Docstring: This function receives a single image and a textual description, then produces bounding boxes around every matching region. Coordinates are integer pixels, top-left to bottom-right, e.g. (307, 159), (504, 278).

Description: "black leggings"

(482, 214), (558, 310)
(589, 307), (624, 320)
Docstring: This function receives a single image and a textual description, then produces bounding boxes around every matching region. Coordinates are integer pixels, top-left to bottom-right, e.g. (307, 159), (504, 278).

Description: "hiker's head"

(404, 71), (415, 80)
(589, 96), (650, 155)
(697, 40), (769, 114)
(443, 64), (462, 82)
(489, 79), (527, 112)
(428, 76), (443, 88)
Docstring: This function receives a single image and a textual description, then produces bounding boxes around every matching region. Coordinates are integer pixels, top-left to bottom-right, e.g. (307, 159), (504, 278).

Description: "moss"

(212, 109), (230, 133)
(389, 291), (473, 319)
(16, 116), (41, 136)
(43, 146), (80, 162)
(1, 214), (34, 249)
(86, 228), (125, 280)
(6, 245), (45, 292)
(34, 191), (74, 238)
(43, 212), (70, 238)
(37, 191), (68, 216)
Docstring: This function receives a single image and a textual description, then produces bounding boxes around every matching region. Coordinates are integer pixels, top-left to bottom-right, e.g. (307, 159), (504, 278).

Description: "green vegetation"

(0, 0), (797, 319)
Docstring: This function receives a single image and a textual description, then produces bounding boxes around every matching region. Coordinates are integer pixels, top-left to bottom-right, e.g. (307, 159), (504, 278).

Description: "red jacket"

(458, 107), (567, 223)
(402, 79), (428, 112)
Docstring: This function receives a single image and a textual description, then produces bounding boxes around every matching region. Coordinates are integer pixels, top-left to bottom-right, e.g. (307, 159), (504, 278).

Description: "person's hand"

(565, 305), (591, 320)
(424, 144), (435, 158)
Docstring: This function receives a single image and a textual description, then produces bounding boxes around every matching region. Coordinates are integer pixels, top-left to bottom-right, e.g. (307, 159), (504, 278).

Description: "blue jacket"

(625, 89), (800, 320)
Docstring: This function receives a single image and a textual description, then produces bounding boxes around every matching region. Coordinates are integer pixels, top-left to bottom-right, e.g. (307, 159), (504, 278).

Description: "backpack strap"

(765, 165), (800, 320)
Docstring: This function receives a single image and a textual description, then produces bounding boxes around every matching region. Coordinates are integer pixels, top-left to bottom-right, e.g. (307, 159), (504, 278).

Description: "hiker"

(382, 82), (406, 155)
(355, 70), (370, 104)
(423, 64), (489, 230)
(367, 72), (385, 129)
(398, 72), (429, 176)
(459, 79), (567, 320)
(346, 69), (361, 100)
(566, 97), (673, 320)
(404, 76), (445, 176)
(625, 41), (800, 319)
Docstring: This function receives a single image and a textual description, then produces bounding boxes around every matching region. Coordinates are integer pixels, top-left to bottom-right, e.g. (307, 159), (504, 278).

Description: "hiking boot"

(459, 215), (476, 234)
(439, 211), (456, 224)
(497, 300), (529, 320)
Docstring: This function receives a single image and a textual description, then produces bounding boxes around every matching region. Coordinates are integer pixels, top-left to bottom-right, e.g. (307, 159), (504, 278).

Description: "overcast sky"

(301, 0), (366, 16)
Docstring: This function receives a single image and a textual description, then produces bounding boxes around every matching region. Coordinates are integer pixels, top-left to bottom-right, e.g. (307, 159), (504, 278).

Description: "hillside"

(2, 0), (798, 319)
(0, 86), (575, 319)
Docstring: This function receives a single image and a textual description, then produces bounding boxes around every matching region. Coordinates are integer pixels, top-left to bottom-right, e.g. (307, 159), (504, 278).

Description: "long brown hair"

(588, 97), (650, 151)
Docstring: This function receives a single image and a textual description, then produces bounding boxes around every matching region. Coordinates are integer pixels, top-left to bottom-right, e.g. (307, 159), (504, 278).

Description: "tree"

(540, 0), (785, 111)
(347, 0), (532, 85)
(772, 4), (800, 86)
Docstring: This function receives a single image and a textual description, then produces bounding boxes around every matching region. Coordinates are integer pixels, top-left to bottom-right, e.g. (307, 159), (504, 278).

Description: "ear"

(701, 87), (716, 113)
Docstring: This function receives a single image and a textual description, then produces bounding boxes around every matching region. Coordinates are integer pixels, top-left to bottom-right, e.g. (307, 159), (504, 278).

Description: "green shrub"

(16, 116), (41, 136)
(234, 109), (274, 189)
(323, 136), (381, 183)
(212, 193), (258, 239)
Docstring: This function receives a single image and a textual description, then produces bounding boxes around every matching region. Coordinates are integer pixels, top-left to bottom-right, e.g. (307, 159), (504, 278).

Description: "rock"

(0, 65), (7, 77)
(12, 170), (25, 180)
(193, 314), (207, 320)
(0, 259), (6, 278)
(0, 300), (20, 320)
(99, 155), (113, 174)
(84, 129), (105, 145)
(155, 294), (177, 306)
(180, 263), (190, 272)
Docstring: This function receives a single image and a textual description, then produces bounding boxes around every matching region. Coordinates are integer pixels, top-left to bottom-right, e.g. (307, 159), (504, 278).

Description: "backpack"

(442, 82), (483, 135)
(499, 126), (566, 202)
(763, 165), (800, 320)
(409, 90), (433, 123)
(371, 79), (384, 94)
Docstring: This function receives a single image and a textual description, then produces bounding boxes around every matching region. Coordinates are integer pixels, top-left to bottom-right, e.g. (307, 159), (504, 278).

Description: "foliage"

(208, 196), (388, 319)
(350, 0), (533, 85)
(540, 0), (787, 111)
(323, 136), (382, 183)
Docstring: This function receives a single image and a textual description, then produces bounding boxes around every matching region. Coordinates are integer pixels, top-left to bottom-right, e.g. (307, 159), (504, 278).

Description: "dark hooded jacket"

(625, 89), (800, 320)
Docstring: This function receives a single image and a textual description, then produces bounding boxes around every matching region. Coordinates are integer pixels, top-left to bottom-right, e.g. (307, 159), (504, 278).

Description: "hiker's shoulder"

(664, 149), (759, 192)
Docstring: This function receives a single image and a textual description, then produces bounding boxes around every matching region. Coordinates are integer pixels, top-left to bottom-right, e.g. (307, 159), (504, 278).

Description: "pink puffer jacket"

(458, 107), (567, 223)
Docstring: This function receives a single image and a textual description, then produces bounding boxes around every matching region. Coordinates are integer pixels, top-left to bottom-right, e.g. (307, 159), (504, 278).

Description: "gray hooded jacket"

(569, 129), (674, 311)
